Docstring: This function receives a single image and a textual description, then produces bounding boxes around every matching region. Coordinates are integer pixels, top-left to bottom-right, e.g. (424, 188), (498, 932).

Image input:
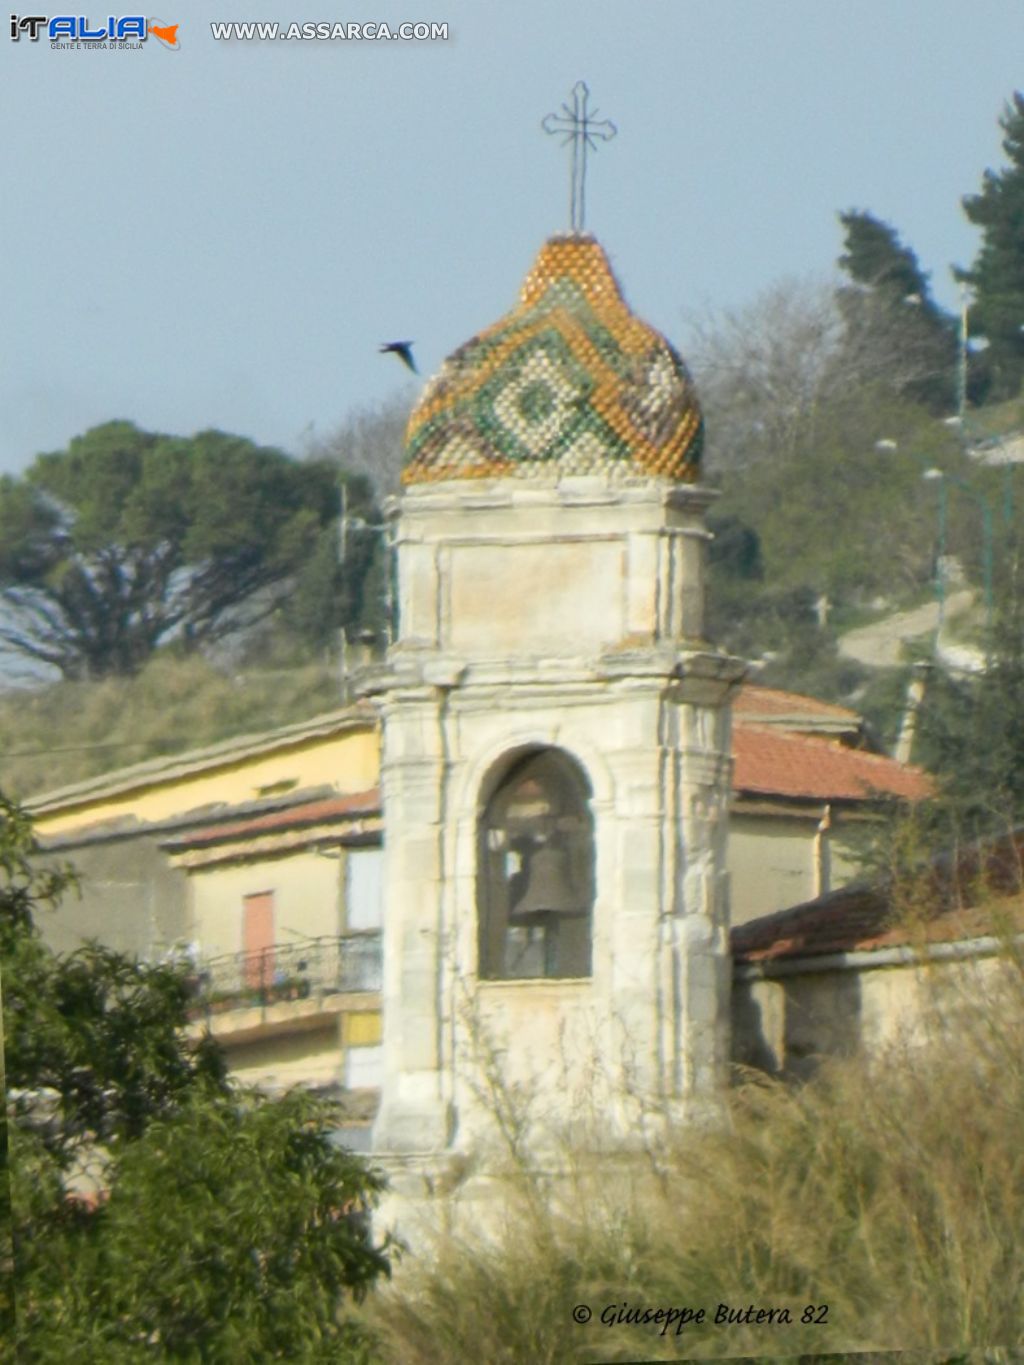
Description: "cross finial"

(542, 81), (617, 234)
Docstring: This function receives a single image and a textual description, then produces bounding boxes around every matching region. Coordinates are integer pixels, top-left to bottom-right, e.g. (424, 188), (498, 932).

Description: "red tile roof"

(164, 788), (381, 849)
(733, 685), (860, 725)
(732, 725), (931, 803)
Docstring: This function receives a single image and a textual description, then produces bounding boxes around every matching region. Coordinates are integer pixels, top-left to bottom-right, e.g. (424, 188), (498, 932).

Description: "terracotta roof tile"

(164, 788), (381, 850)
(732, 725), (931, 803)
(733, 685), (860, 724)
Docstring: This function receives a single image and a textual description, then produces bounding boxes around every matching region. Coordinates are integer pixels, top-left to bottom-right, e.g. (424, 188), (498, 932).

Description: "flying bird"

(379, 340), (418, 374)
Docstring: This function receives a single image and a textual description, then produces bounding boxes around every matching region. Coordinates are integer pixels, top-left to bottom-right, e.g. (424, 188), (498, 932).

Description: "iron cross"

(542, 82), (617, 233)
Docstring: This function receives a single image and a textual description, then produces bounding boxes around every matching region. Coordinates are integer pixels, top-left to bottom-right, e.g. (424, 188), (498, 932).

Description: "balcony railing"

(188, 934), (381, 1017)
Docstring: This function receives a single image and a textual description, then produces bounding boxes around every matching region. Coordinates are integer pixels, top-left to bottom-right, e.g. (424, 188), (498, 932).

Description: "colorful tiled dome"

(403, 235), (703, 484)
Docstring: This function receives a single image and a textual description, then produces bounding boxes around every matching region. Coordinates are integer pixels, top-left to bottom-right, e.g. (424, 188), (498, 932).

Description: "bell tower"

(365, 234), (743, 1171)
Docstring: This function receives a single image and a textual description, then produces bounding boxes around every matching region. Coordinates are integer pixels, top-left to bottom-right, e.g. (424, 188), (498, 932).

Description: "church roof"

(403, 235), (703, 484)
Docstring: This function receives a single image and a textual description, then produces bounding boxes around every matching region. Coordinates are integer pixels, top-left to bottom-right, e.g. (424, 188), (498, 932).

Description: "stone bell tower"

(365, 235), (743, 1169)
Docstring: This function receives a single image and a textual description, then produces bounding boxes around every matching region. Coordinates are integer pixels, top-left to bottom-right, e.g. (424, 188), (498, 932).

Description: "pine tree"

(837, 210), (958, 411)
(958, 92), (1024, 401)
(839, 209), (934, 301)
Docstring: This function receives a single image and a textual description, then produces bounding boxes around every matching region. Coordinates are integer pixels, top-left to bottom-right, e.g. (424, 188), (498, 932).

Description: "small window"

(346, 847), (384, 932)
(254, 779), (298, 799)
(478, 749), (594, 980)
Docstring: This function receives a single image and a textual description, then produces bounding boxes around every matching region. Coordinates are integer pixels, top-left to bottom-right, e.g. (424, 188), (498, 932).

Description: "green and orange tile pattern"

(403, 235), (704, 484)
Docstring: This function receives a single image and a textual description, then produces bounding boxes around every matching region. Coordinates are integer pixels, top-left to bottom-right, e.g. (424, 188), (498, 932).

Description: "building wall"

(222, 1024), (343, 1091)
(187, 850), (344, 959)
(35, 726), (379, 838)
(729, 813), (861, 926)
(732, 949), (1011, 1076)
(37, 835), (188, 958)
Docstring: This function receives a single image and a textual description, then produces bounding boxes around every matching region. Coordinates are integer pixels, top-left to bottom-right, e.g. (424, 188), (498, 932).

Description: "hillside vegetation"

(0, 653), (342, 799)
(3, 389), (1022, 799)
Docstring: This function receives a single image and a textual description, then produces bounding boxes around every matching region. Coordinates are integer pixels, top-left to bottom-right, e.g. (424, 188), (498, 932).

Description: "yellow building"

(29, 705), (385, 1104)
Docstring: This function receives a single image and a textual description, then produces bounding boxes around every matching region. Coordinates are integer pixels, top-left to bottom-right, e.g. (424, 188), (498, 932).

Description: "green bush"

(2, 793), (394, 1361)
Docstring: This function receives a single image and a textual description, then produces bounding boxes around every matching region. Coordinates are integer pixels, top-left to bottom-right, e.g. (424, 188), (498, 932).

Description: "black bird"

(379, 340), (418, 374)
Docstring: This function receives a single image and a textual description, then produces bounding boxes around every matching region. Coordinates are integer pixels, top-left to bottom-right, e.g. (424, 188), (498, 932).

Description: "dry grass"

(0, 654), (340, 798)
(363, 958), (1024, 1363)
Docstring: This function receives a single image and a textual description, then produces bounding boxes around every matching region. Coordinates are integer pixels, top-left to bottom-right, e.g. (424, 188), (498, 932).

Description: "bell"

(508, 843), (580, 923)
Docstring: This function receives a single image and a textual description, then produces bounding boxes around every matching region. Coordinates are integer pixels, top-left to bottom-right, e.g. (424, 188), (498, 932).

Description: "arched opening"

(478, 748), (594, 980)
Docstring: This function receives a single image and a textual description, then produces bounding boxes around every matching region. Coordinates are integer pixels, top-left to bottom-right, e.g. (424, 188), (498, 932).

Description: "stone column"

(372, 686), (453, 1152)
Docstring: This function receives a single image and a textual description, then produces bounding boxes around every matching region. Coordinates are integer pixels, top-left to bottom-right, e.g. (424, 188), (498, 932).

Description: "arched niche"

(477, 747), (594, 981)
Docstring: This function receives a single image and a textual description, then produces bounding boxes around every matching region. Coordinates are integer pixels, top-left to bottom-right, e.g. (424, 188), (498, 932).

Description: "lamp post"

(956, 283), (969, 424)
(342, 512), (395, 635)
(941, 471), (994, 635)
(924, 465), (947, 633)
(876, 439), (994, 642)
(875, 440), (947, 634)
(948, 285), (1015, 533)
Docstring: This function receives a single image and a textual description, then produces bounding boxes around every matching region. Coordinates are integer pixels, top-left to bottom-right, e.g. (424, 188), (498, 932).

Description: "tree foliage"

(912, 555), (1024, 839)
(0, 422), (374, 681)
(689, 280), (967, 690)
(839, 208), (935, 302)
(306, 395), (412, 503)
(959, 91), (1024, 401)
(12, 1093), (390, 1362)
(686, 278), (846, 474)
(847, 547), (1024, 900)
(288, 397), (413, 650)
(837, 209), (959, 412)
(1, 794), (393, 1359)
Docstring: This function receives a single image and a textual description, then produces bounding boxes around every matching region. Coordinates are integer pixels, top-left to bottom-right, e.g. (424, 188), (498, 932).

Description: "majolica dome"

(403, 235), (703, 484)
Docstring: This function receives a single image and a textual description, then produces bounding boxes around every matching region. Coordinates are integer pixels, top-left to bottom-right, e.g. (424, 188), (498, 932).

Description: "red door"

(243, 892), (275, 991)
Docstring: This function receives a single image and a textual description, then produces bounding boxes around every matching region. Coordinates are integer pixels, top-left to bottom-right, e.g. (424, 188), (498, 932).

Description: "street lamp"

(875, 440), (948, 633)
(876, 439), (994, 641)
(947, 472), (995, 637)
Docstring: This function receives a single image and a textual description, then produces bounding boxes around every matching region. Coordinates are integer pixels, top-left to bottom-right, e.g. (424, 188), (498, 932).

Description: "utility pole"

(957, 283), (969, 424)
(338, 479), (349, 693)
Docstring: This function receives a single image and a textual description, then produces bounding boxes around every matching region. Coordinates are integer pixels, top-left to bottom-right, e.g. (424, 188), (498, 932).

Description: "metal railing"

(188, 934), (381, 1016)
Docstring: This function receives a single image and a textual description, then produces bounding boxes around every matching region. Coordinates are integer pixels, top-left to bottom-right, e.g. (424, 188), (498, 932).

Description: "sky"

(3, 0), (1022, 476)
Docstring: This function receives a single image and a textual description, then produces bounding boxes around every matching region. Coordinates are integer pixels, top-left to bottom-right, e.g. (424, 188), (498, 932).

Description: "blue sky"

(3, 0), (1022, 475)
